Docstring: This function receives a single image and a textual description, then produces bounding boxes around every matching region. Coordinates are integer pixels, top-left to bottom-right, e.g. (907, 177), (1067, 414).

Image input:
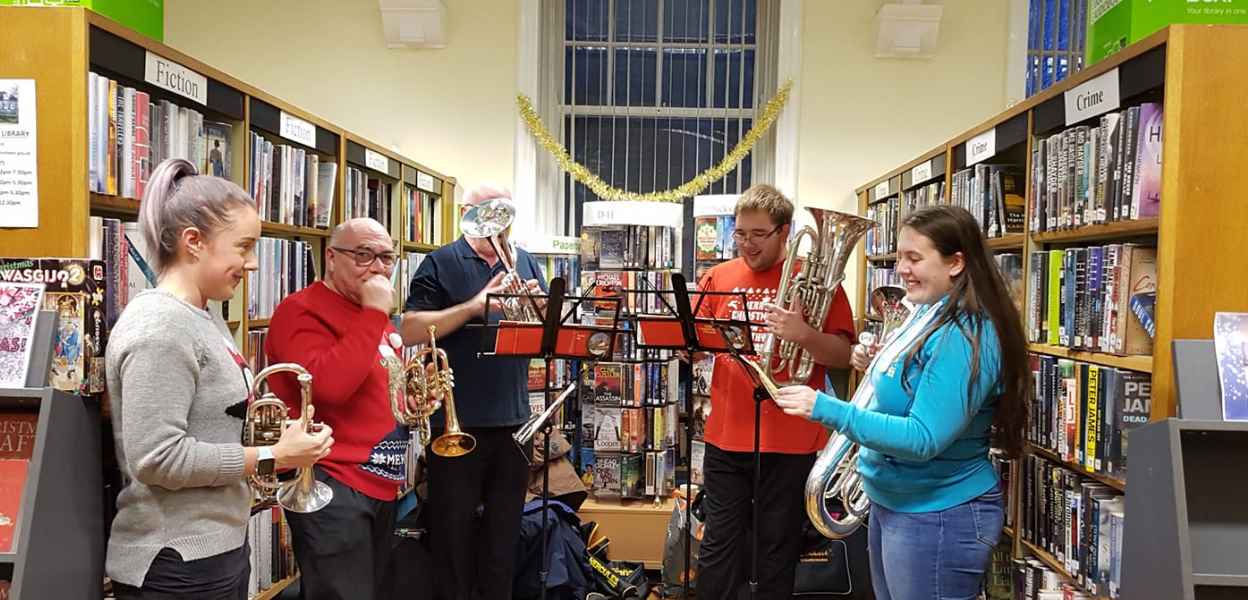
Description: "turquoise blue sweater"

(811, 304), (1002, 513)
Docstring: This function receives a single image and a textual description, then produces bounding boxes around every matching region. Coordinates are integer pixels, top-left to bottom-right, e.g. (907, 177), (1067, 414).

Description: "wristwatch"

(257, 446), (276, 477)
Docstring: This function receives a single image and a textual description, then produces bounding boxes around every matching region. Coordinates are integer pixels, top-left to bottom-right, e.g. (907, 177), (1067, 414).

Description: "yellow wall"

(164, 0), (518, 191)
(796, 0), (1011, 297)
(796, 0), (1011, 212)
(165, 0), (1012, 296)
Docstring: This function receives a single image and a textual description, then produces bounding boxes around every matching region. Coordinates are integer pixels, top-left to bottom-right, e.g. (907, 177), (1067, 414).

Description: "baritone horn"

(804, 284), (912, 541)
(461, 197), (542, 322)
(757, 207), (877, 387)
(244, 363), (334, 513)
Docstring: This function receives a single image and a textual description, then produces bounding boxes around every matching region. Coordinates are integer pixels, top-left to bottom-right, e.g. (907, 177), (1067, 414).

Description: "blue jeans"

(867, 485), (1004, 600)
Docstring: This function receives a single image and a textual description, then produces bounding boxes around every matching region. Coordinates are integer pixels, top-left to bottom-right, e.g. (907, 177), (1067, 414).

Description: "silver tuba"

(461, 197), (542, 322)
(756, 207), (876, 387)
(804, 284), (911, 540)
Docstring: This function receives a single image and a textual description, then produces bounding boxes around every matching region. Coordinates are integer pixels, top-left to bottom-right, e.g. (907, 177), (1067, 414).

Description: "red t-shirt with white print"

(696, 257), (856, 454)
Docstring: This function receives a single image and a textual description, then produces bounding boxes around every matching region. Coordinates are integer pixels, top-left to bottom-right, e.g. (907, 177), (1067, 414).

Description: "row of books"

(902, 179), (945, 222)
(89, 216), (154, 327)
(1026, 244), (1156, 356)
(583, 449), (678, 500)
(246, 238), (316, 320)
(950, 164), (1027, 239)
(582, 403), (679, 453)
(397, 251), (429, 295)
(580, 360), (679, 407)
(1003, 556), (1100, 600)
(692, 214), (739, 262)
(245, 506), (297, 599)
(403, 185), (442, 246)
(532, 254), (577, 290)
(580, 225), (678, 271)
(527, 359), (578, 392)
(865, 196), (900, 256)
(1027, 354), (1151, 480)
(248, 133), (335, 229)
(1030, 103), (1163, 233)
(344, 167), (392, 230)
(88, 72), (231, 198)
(1020, 455), (1125, 599)
(580, 270), (678, 316)
(246, 328), (270, 374)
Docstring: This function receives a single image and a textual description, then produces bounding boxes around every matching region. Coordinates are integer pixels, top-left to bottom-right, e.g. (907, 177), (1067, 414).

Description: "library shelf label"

(874, 180), (890, 199)
(1065, 67), (1121, 126)
(911, 160), (933, 183)
(967, 128), (997, 166)
(144, 51), (207, 106)
(416, 171), (436, 192)
(365, 149), (390, 174)
(582, 200), (683, 228)
(279, 111), (317, 148)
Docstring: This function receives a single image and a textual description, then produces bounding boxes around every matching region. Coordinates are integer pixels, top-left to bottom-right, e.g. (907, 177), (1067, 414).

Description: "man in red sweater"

(265, 217), (411, 600)
(694, 184), (856, 599)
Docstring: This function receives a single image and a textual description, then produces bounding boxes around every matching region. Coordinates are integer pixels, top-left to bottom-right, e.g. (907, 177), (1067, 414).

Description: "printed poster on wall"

(0, 79), (38, 228)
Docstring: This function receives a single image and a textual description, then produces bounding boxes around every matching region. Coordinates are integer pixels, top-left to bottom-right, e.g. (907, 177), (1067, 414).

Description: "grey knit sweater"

(104, 289), (252, 587)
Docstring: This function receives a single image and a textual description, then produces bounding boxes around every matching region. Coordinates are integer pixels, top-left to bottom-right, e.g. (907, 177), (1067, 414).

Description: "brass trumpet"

(243, 363), (334, 513)
(387, 325), (476, 458)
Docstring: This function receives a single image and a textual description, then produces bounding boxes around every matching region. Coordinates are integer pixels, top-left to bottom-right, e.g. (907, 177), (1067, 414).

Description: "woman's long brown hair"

(898, 205), (1030, 457)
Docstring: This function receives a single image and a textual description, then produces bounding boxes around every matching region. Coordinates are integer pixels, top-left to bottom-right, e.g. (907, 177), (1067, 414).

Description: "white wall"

(163, 0), (518, 191)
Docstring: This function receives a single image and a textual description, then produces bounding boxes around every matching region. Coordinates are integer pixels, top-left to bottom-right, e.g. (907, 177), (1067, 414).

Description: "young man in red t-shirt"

(694, 184), (856, 599)
(265, 218), (413, 600)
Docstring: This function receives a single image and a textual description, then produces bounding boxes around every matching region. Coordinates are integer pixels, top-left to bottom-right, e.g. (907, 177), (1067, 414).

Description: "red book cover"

(0, 410), (36, 553)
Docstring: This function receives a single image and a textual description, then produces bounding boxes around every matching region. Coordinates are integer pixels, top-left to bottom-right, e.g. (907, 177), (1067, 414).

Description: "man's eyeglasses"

(730, 225), (783, 244)
(332, 247), (398, 268)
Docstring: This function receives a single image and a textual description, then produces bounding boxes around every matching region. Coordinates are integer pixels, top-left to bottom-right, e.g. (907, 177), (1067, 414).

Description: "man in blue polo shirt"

(400, 183), (547, 600)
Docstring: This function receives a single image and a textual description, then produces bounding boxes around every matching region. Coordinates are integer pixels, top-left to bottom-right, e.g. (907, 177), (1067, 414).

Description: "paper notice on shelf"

(0, 79), (38, 228)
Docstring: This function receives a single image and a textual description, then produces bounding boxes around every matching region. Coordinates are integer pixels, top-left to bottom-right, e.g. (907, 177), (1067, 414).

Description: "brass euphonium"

(461, 197), (542, 322)
(803, 284), (911, 540)
(244, 363), (334, 513)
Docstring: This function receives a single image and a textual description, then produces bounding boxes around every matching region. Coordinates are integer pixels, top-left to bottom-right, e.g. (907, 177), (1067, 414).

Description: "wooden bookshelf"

(1020, 539), (1110, 600)
(249, 318), (271, 329)
(403, 241), (438, 253)
(1027, 343), (1153, 374)
(851, 24), (1248, 599)
(1027, 443), (1127, 491)
(1031, 218), (1159, 243)
(251, 575), (298, 600)
(0, 5), (458, 359)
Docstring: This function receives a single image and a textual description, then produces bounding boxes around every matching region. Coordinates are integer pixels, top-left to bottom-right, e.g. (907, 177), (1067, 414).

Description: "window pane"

(661, 48), (708, 108)
(615, 0), (659, 43)
(614, 48), (658, 106)
(566, 0), (609, 41)
(712, 48), (755, 109)
(565, 46), (609, 105)
(714, 0), (756, 44)
(664, 0), (710, 43)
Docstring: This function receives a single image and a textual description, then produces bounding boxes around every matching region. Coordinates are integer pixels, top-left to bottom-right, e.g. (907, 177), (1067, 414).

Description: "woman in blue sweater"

(775, 204), (1029, 600)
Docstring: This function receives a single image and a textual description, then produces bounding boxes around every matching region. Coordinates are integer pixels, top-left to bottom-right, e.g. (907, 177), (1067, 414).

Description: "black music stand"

(630, 273), (765, 600)
(475, 277), (623, 600)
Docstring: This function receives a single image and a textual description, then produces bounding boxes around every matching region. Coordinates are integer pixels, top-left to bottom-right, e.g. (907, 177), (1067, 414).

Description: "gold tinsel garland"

(517, 80), (794, 203)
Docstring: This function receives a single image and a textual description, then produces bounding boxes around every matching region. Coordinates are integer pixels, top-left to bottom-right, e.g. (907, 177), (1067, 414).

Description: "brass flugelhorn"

(244, 363), (334, 513)
(402, 325), (476, 458)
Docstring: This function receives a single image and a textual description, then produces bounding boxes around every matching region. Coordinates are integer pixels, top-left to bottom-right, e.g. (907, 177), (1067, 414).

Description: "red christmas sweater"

(265, 282), (408, 501)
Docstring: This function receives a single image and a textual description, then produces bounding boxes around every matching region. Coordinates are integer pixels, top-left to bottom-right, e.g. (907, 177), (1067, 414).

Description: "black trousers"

(285, 467), (397, 600)
(695, 443), (817, 600)
(427, 425), (531, 600)
(113, 545), (250, 600)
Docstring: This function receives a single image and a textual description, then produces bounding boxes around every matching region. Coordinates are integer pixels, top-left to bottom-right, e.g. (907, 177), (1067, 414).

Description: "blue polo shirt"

(405, 237), (548, 429)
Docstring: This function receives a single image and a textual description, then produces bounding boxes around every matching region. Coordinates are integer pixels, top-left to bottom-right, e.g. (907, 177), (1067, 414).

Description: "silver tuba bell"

(461, 197), (543, 322)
